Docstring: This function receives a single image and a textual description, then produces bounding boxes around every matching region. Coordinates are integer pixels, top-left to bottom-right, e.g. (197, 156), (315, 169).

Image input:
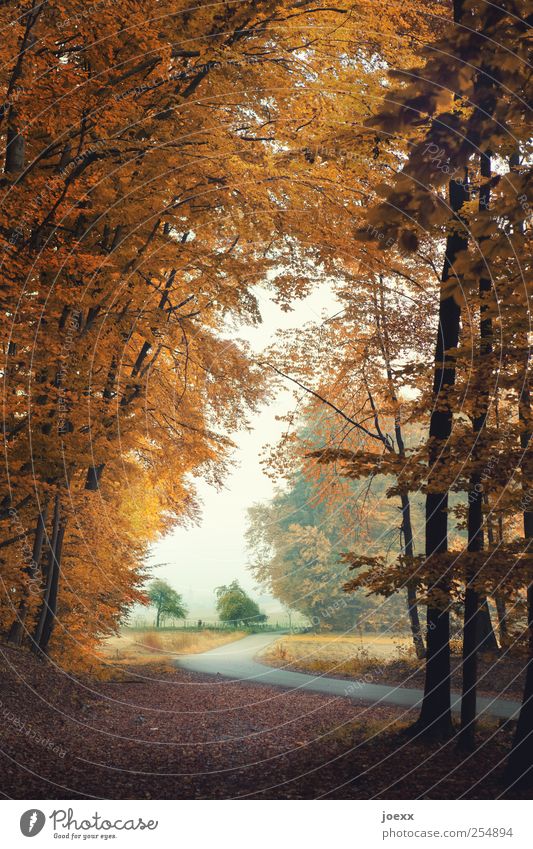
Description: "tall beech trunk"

(495, 595), (508, 647)
(7, 504), (48, 646)
(2, 1), (43, 173)
(486, 437), (508, 647)
(5, 123), (25, 173)
(85, 463), (105, 491)
(417, 174), (469, 736)
(32, 493), (60, 652)
(415, 0), (470, 738)
(505, 146), (533, 787)
(476, 599), (498, 653)
(460, 149), (494, 749)
(38, 523), (65, 653)
(407, 582), (425, 658)
(505, 453), (533, 785)
(506, 586), (533, 786)
(35, 495), (66, 654)
(505, 344), (533, 786)
(402, 497), (425, 659)
(84, 265), (181, 491)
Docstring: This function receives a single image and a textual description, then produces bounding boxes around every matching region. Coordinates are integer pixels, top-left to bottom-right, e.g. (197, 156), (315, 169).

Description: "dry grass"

(260, 634), (525, 702)
(260, 633), (417, 678)
(100, 628), (246, 667)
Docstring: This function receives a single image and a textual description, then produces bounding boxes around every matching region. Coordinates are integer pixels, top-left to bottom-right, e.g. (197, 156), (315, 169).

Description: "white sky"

(142, 284), (339, 621)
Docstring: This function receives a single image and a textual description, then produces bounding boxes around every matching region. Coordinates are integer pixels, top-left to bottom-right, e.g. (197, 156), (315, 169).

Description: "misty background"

(136, 285), (339, 622)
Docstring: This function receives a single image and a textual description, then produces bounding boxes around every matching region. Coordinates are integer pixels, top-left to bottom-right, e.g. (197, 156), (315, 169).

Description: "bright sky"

(143, 284), (339, 621)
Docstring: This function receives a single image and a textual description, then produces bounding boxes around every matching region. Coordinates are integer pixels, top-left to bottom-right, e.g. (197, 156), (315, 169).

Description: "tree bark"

(407, 577), (426, 660)
(459, 149), (493, 749)
(2, 0), (43, 179)
(401, 489), (425, 658)
(37, 511), (66, 655)
(476, 598), (498, 653)
(5, 124), (25, 172)
(415, 0), (472, 738)
(505, 588), (533, 789)
(32, 493), (60, 652)
(85, 463), (105, 491)
(495, 595), (508, 647)
(84, 266), (181, 490)
(486, 435), (508, 648)
(417, 165), (469, 736)
(7, 504), (48, 645)
(505, 339), (533, 786)
(504, 146), (532, 788)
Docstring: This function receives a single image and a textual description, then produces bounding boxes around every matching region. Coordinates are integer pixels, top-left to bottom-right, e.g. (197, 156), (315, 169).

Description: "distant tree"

(215, 581), (266, 627)
(148, 580), (188, 628)
(247, 458), (412, 635)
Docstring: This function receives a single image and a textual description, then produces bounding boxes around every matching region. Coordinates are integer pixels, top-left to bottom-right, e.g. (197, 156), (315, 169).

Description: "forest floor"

(0, 642), (530, 800)
(261, 635), (527, 702)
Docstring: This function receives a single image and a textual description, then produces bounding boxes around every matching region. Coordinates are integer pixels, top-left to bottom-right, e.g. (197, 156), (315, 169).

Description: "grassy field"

(260, 633), (416, 678)
(260, 633), (525, 700)
(100, 627), (246, 666)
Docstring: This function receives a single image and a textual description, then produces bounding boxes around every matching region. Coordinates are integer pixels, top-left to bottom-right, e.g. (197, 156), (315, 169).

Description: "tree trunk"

(415, 2), (473, 739)
(32, 493), (60, 652)
(7, 504), (48, 645)
(476, 598), (498, 653)
(460, 583), (480, 748)
(417, 166), (469, 736)
(407, 579), (426, 660)
(83, 266), (180, 491)
(506, 589), (533, 789)
(38, 516), (66, 655)
(5, 124), (25, 172)
(85, 464), (105, 491)
(495, 595), (508, 647)
(401, 491), (425, 658)
(486, 469), (508, 647)
(505, 345), (533, 786)
(504, 145), (532, 788)
(459, 149), (493, 749)
(3, 1), (45, 174)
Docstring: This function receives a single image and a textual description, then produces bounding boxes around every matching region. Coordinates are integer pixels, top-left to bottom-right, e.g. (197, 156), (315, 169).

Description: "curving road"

(176, 632), (521, 720)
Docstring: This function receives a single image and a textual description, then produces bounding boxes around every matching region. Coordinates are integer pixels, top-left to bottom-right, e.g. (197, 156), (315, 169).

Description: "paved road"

(177, 632), (521, 720)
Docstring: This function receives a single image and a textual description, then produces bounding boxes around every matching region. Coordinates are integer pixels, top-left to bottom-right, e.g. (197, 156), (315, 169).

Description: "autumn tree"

(0, 0), (437, 668)
(148, 580), (188, 629)
(357, 0), (531, 745)
(261, 257), (440, 654)
(247, 462), (412, 633)
(215, 581), (266, 627)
